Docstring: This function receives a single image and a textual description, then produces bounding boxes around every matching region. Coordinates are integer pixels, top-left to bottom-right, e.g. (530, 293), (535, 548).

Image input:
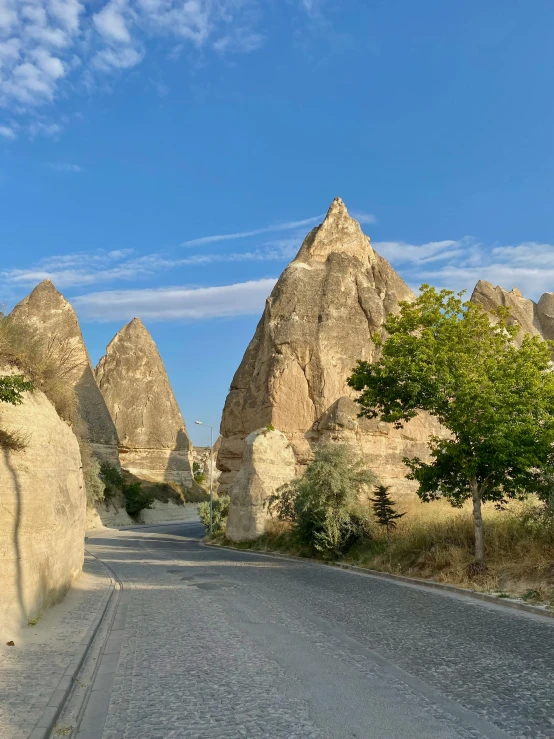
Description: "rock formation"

(226, 428), (296, 541)
(218, 198), (443, 508)
(95, 318), (193, 485)
(471, 280), (554, 343)
(10, 280), (119, 466)
(193, 437), (222, 490)
(0, 367), (85, 631)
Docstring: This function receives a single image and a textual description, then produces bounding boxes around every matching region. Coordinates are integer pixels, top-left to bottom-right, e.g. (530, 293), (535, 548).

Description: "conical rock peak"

(10, 281), (119, 463)
(96, 319), (193, 485)
(294, 197), (374, 265)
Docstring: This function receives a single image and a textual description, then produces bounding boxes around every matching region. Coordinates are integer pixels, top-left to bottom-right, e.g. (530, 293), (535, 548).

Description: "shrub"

(0, 312), (83, 423)
(268, 443), (377, 558)
(99, 463), (124, 500)
(79, 442), (106, 506)
(122, 481), (154, 520)
(198, 495), (230, 535)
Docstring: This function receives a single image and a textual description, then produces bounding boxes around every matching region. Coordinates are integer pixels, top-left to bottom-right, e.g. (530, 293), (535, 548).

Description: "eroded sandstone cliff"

(471, 280), (554, 343)
(95, 318), (193, 485)
(218, 198), (443, 501)
(0, 368), (85, 631)
(10, 280), (119, 466)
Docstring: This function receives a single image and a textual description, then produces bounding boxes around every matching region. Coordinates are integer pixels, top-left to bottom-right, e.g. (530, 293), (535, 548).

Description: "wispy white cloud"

(0, 0), (277, 133)
(181, 215), (324, 247)
(351, 211), (377, 226)
(376, 238), (554, 300)
(44, 161), (83, 172)
(73, 278), (277, 321)
(0, 123), (15, 138)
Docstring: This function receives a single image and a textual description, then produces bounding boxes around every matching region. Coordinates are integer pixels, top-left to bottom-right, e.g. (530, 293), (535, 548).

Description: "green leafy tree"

(268, 444), (377, 557)
(371, 485), (405, 542)
(0, 375), (33, 405)
(348, 285), (554, 564)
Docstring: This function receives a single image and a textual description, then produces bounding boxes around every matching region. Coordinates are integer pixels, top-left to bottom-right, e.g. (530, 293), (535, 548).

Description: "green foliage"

(80, 442), (106, 506)
(198, 494), (230, 534)
(193, 461), (201, 473)
(371, 485), (405, 536)
(122, 480), (154, 520)
(348, 285), (554, 561)
(99, 463), (124, 500)
(268, 444), (376, 558)
(0, 375), (34, 404)
(265, 424), (275, 432)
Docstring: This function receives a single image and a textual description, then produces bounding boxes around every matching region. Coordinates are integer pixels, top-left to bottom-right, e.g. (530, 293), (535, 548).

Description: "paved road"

(77, 523), (554, 739)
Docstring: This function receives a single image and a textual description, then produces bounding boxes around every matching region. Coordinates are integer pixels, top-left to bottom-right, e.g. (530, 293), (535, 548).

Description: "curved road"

(77, 523), (553, 739)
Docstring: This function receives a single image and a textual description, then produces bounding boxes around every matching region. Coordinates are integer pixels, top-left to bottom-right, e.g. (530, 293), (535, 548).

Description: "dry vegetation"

(219, 497), (554, 605)
(0, 311), (82, 424)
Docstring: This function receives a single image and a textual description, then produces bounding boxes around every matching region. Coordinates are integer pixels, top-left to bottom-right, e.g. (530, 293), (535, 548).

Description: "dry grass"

(343, 498), (554, 602)
(0, 427), (29, 451)
(0, 312), (82, 423)
(226, 497), (554, 604)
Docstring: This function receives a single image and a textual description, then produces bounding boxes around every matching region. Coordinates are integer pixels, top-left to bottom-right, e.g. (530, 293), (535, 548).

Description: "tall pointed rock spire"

(10, 280), (119, 465)
(95, 317), (193, 485)
(217, 198), (443, 540)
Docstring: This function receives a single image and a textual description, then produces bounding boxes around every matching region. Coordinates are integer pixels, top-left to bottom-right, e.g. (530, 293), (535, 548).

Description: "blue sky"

(1, 0), (553, 444)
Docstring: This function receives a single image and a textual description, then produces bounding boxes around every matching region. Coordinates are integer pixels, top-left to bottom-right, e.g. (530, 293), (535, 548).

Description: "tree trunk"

(470, 478), (485, 563)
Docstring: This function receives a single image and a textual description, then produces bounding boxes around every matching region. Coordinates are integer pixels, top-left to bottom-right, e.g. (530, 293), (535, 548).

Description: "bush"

(0, 312), (81, 423)
(99, 463), (124, 500)
(80, 442), (105, 506)
(122, 480), (154, 520)
(198, 495), (230, 535)
(268, 443), (377, 558)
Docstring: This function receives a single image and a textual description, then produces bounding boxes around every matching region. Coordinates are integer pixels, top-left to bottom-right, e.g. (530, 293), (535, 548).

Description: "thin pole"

(209, 425), (213, 536)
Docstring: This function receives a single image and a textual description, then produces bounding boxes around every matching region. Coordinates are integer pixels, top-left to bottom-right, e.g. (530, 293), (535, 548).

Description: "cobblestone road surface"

(81, 523), (553, 739)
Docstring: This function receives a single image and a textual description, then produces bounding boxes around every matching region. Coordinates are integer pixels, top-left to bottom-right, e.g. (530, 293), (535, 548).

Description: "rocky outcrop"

(193, 438), (222, 490)
(10, 280), (119, 466)
(218, 198), (441, 501)
(0, 368), (85, 631)
(95, 318), (193, 485)
(226, 428), (296, 541)
(471, 280), (554, 343)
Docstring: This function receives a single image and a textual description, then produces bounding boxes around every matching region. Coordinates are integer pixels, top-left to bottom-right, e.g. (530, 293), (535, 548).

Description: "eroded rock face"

(95, 318), (193, 485)
(10, 280), (119, 466)
(218, 197), (436, 499)
(193, 437), (222, 490)
(471, 280), (554, 344)
(0, 368), (85, 631)
(226, 428), (296, 541)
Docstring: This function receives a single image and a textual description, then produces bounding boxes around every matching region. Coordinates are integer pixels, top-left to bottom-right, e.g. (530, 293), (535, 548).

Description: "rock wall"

(10, 280), (119, 467)
(193, 438), (222, 490)
(226, 428), (296, 541)
(471, 280), (554, 343)
(218, 198), (441, 500)
(96, 318), (193, 485)
(0, 371), (85, 632)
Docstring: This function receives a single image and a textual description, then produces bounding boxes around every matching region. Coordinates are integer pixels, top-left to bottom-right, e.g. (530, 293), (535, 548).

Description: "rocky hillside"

(217, 198), (443, 505)
(96, 317), (193, 485)
(10, 280), (119, 466)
